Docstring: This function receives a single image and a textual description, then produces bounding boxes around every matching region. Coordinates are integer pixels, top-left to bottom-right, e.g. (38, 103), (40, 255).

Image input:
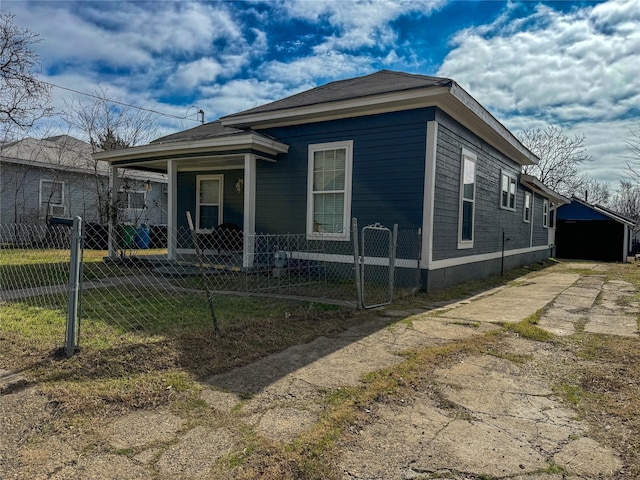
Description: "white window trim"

(523, 191), (532, 223)
(120, 189), (146, 210)
(500, 170), (517, 211)
(39, 179), (65, 215)
(543, 198), (549, 228)
(306, 140), (353, 241)
(196, 174), (224, 232)
(119, 188), (147, 223)
(458, 148), (477, 249)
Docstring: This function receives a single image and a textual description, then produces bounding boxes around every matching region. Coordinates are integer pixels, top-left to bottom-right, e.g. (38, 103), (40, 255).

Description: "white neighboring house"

(0, 135), (167, 226)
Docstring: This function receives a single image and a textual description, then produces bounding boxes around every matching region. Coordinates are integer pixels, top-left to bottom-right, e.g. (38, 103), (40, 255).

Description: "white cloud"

(283, 0), (445, 51)
(168, 58), (225, 90)
(262, 52), (372, 85)
(436, 0), (640, 184)
(9, 1), (244, 70)
(568, 119), (639, 185)
(438, 0), (640, 125)
(198, 79), (300, 117)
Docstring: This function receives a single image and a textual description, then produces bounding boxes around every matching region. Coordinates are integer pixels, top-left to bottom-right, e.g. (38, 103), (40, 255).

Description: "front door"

(196, 174), (224, 231)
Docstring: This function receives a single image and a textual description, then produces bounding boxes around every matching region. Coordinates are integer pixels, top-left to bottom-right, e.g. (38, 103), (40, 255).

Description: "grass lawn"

(2, 256), (639, 479)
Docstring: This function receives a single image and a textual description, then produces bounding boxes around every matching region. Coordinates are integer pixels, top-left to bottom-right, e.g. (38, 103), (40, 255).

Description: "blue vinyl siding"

(532, 193), (548, 246)
(431, 111), (534, 261)
(256, 108), (437, 235)
(176, 169), (244, 234)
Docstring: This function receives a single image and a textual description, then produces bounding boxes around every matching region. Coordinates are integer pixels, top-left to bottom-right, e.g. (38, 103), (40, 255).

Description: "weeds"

(502, 311), (555, 342)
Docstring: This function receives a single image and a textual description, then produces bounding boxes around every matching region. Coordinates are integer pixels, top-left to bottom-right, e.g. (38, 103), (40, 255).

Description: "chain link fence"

(1, 219), (422, 353)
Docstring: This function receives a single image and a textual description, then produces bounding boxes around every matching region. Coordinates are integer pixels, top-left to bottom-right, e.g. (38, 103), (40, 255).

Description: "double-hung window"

(543, 199), (549, 228)
(118, 189), (146, 223)
(127, 191), (145, 210)
(196, 174), (224, 232)
(523, 191), (532, 223)
(40, 179), (65, 216)
(500, 171), (517, 210)
(307, 140), (353, 240)
(458, 148), (476, 249)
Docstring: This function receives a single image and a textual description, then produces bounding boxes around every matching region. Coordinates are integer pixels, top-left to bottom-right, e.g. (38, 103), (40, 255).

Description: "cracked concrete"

(3, 263), (636, 479)
(338, 353), (596, 480)
(538, 274), (640, 338)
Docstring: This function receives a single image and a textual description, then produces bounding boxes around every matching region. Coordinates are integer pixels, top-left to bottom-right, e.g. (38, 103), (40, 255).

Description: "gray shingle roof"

(150, 120), (246, 144)
(222, 70), (453, 119)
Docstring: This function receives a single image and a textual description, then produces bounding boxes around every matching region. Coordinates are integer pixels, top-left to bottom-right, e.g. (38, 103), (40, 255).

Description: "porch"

(92, 121), (290, 269)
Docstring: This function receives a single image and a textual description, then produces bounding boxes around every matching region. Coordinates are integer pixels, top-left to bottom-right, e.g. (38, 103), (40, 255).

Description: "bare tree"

(610, 180), (640, 222)
(63, 87), (157, 152)
(625, 125), (640, 180)
(519, 125), (591, 197)
(579, 178), (611, 206)
(0, 12), (52, 133)
(62, 88), (158, 223)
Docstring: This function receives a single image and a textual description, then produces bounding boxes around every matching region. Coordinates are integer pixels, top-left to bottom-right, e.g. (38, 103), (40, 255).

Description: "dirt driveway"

(1, 262), (639, 479)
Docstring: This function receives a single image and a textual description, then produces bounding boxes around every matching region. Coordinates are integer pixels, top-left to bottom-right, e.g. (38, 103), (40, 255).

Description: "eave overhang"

(221, 83), (538, 166)
(92, 133), (289, 170)
(520, 174), (571, 206)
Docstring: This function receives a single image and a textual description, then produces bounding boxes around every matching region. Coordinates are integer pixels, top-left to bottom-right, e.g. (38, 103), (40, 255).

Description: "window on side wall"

(40, 179), (65, 216)
(523, 191), (532, 223)
(500, 171), (517, 210)
(307, 140), (353, 240)
(543, 199), (549, 228)
(458, 148), (476, 249)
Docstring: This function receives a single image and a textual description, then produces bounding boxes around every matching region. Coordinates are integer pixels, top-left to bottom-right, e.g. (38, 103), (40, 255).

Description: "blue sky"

(4, 0), (640, 184)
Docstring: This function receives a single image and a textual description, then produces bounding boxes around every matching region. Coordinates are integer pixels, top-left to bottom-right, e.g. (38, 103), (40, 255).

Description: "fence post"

(389, 224), (398, 302)
(352, 218), (363, 309)
(65, 216), (83, 357)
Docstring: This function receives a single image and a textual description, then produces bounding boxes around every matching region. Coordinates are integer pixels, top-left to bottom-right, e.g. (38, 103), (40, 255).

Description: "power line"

(43, 80), (203, 123)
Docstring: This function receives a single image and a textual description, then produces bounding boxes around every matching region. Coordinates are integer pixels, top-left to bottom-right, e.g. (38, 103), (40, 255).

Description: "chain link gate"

(353, 219), (398, 309)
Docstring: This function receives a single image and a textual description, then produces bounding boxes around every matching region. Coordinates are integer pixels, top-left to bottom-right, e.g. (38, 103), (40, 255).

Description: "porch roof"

(93, 121), (289, 171)
(520, 174), (571, 206)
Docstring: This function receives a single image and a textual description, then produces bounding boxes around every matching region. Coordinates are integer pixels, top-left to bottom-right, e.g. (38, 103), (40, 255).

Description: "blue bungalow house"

(94, 70), (567, 290)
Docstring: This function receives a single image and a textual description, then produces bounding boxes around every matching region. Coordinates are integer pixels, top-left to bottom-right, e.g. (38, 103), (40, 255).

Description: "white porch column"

(420, 121), (438, 270)
(243, 153), (256, 268)
(108, 165), (120, 259)
(167, 159), (178, 260)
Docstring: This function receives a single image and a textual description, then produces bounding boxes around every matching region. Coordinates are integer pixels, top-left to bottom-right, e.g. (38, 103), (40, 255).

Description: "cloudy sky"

(5, 0), (640, 185)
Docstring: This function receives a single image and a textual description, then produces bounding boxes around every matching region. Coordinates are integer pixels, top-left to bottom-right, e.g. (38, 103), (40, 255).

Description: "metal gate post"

(352, 218), (363, 309)
(388, 224), (398, 302)
(65, 216), (83, 357)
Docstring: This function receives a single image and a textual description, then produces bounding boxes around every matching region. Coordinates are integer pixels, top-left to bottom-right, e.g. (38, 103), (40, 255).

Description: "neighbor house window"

(500, 171), (517, 210)
(307, 140), (353, 240)
(458, 148), (477, 249)
(523, 192), (532, 223)
(196, 174), (224, 231)
(40, 179), (65, 216)
(126, 191), (145, 210)
(543, 199), (549, 228)
(117, 188), (147, 223)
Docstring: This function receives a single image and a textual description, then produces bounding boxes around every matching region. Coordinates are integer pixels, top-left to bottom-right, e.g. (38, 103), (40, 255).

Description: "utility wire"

(42, 80), (203, 123)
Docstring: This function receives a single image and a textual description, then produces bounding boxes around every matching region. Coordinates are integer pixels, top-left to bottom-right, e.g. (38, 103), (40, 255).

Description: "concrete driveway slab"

(438, 273), (579, 324)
